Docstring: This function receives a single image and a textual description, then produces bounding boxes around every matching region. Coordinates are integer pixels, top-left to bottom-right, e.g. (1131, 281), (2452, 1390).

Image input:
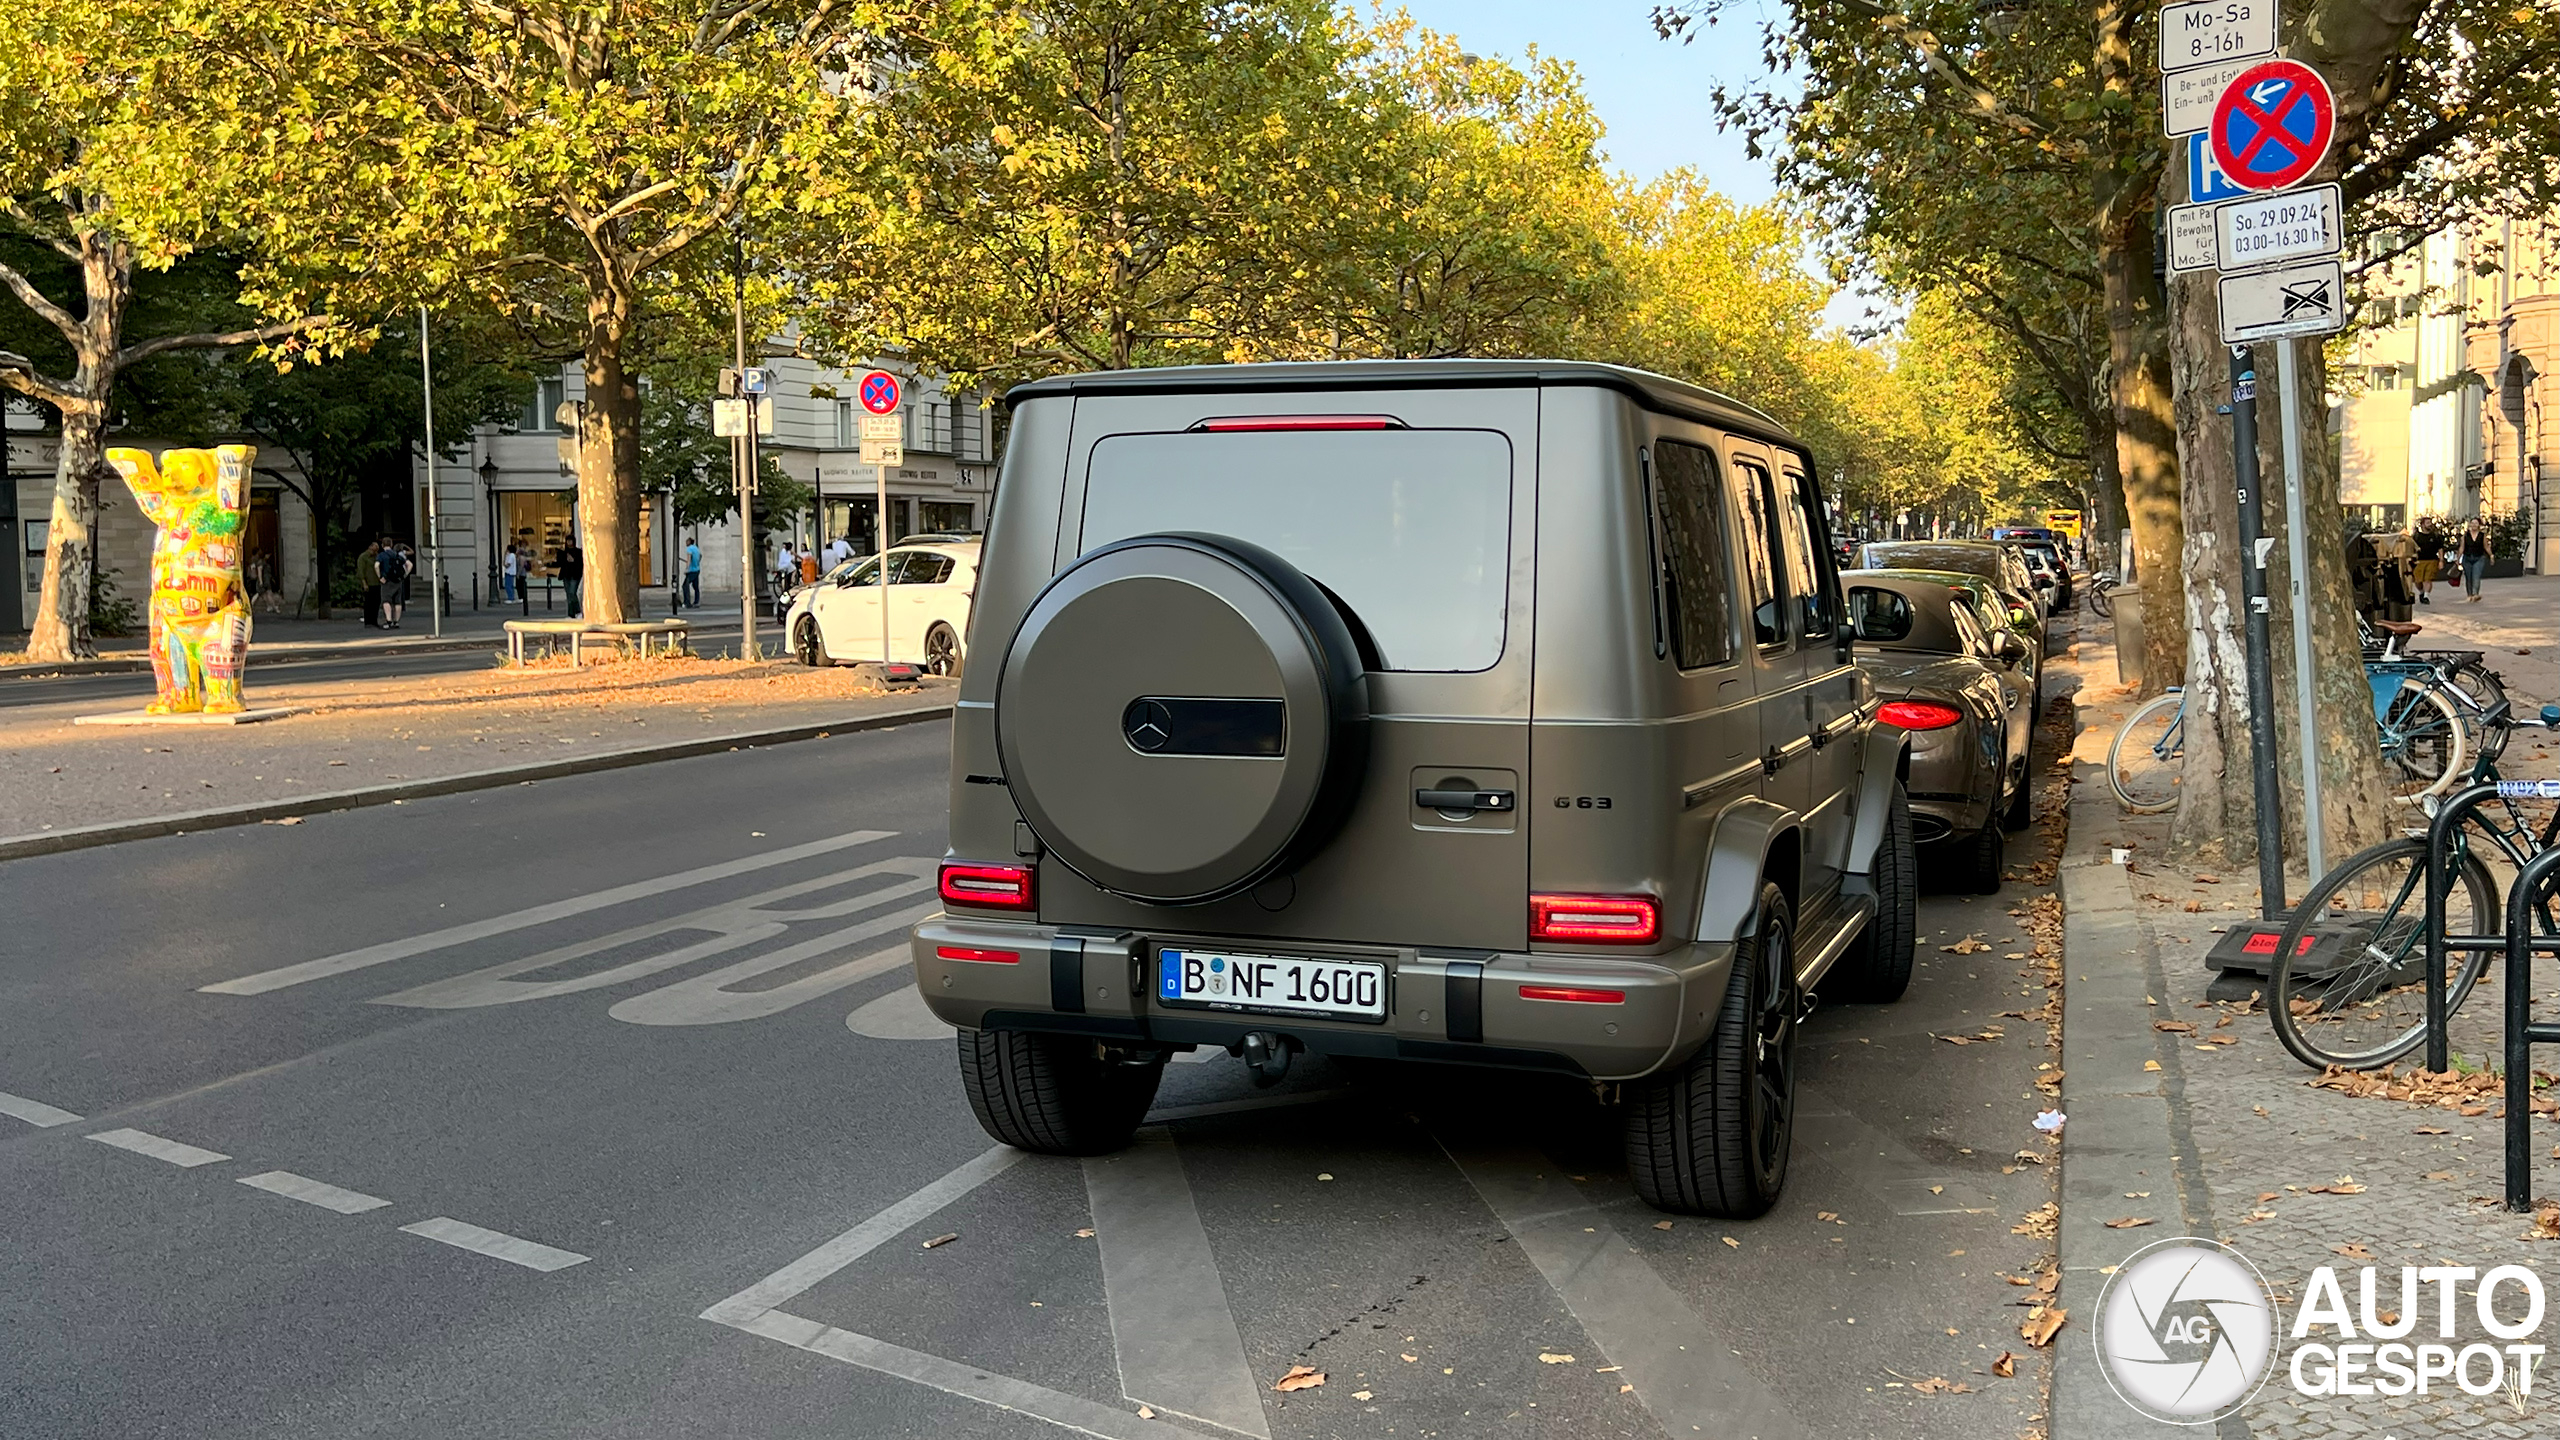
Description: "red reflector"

(939, 861), (1035, 910)
(936, 945), (1021, 964)
(1529, 893), (1660, 944)
(1878, 700), (1965, 731)
(1195, 414), (1402, 432)
(1519, 984), (1627, 1004)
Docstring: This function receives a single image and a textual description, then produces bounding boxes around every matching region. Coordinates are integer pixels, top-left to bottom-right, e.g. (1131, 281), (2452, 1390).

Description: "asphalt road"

(0, 707), (2068, 1440)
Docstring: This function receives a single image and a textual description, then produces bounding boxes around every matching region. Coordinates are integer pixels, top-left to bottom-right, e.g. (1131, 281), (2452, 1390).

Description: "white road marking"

(399, 1216), (588, 1272)
(607, 911), (934, 1025)
(1084, 1130), (1270, 1438)
(845, 985), (956, 1040)
(373, 859), (926, 1010)
(87, 1128), (230, 1168)
(700, 1145), (1025, 1325)
(0, 1090), (82, 1128)
(1445, 1143), (1811, 1440)
(731, 1308), (1204, 1440)
(199, 829), (895, 995)
(237, 1170), (392, 1214)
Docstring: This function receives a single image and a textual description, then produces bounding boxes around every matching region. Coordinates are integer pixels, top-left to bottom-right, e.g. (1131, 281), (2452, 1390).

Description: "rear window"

(1080, 429), (1514, 672)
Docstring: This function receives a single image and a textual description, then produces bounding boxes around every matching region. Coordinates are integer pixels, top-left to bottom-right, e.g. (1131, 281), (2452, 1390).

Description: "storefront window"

(919, 501), (975, 533)
(499, 492), (576, 578)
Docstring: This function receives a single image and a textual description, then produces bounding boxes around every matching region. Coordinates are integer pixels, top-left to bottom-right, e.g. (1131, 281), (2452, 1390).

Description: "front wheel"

(957, 1029), (1165, 1156)
(793, 614), (824, 667)
(1624, 882), (1798, 1216)
(2267, 838), (2499, 1071)
(2108, 691), (2185, 812)
(923, 622), (962, 677)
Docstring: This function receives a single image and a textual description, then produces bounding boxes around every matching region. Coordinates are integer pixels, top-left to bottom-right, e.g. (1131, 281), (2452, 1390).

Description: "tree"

(0, 0), (349, 660)
(265, 0), (868, 627)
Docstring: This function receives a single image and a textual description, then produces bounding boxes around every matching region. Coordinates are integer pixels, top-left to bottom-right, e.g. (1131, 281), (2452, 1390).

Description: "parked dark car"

(1844, 570), (2037, 893)
(1852, 541), (2046, 715)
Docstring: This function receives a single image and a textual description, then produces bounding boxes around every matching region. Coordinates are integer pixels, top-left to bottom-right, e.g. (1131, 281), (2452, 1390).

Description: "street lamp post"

(418, 306), (445, 637)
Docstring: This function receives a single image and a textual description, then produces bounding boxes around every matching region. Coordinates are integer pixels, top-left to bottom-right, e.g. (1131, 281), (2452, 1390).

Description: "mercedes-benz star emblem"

(1123, 698), (1173, 752)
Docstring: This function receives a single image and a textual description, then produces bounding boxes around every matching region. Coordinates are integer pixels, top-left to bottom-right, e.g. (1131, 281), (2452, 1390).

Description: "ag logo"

(2095, 1237), (2281, 1422)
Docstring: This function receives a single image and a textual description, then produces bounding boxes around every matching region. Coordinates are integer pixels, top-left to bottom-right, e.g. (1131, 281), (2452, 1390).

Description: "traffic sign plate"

(859, 439), (903, 466)
(2217, 257), (2347, 343)
(2159, 0), (2275, 74)
(2168, 202), (2219, 272)
(2164, 58), (2248, 136)
(2188, 134), (2246, 204)
(858, 370), (903, 416)
(2209, 60), (2336, 192)
(2214, 183), (2342, 270)
(859, 413), (901, 441)
(741, 367), (768, 396)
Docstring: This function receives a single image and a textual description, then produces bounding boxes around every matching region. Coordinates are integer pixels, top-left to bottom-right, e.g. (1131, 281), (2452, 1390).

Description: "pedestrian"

(774, 539), (797, 595)
(824, 532), (852, 571)
(2459, 518), (2493, 602)
(501, 543), (520, 603)
(2412, 515), (2446, 604)
(359, 538), (383, 628)
(683, 536), (702, 609)
(377, 537), (411, 629)
(560, 540), (586, 618)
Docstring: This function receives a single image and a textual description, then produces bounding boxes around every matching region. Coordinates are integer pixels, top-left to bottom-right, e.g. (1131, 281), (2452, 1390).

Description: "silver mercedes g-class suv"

(911, 360), (1918, 1217)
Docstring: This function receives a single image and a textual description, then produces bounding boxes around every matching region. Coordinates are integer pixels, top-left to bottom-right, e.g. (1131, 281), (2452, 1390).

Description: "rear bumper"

(1903, 718), (1997, 839)
(911, 915), (1734, 1082)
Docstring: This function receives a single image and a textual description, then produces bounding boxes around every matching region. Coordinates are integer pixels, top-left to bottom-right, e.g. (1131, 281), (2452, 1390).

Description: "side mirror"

(1845, 587), (1913, 643)
(1995, 631), (2028, 666)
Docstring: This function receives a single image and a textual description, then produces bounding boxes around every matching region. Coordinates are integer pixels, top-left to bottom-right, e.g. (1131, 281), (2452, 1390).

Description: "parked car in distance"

(1992, 529), (2075, 609)
(1852, 541), (2046, 709)
(913, 358), (1924, 1219)
(1844, 570), (2037, 892)
(782, 538), (979, 675)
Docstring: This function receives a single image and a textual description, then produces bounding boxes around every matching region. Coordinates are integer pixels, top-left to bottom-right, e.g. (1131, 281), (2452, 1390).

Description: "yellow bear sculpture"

(107, 445), (255, 715)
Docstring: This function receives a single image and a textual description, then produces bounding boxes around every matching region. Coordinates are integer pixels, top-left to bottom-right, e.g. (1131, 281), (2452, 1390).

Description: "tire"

(793, 615), (824, 667)
(1960, 822), (2006, 895)
(1832, 782), (1917, 1003)
(2089, 584), (2113, 619)
(2378, 681), (2468, 804)
(2444, 660), (2511, 763)
(924, 622), (962, 677)
(2267, 838), (2499, 1071)
(1624, 882), (1799, 1217)
(957, 1029), (1165, 1156)
(2108, 691), (2185, 812)
(2001, 752), (2034, 831)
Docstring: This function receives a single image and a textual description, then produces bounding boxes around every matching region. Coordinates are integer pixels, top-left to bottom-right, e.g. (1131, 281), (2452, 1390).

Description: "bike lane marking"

(400, 1216), (589, 1272)
(86, 1128), (230, 1168)
(1083, 1128), (1270, 1437)
(237, 1170), (393, 1214)
(0, 1090), (82, 1128)
(200, 829), (894, 995)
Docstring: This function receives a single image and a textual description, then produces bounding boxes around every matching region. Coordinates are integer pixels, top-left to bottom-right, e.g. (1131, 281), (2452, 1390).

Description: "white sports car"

(781, 538), (978, 675)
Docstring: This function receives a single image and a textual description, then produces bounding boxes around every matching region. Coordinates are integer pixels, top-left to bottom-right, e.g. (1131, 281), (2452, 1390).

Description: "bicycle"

(2362, 616), (2512, 764)
(2106, 658), (2472, 813)
(2088, 570), (2120, 619)
(2265, 702), (2560, 1071)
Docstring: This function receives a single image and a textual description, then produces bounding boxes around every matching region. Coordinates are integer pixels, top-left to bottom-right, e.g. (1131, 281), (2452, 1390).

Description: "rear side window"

(1650, 441), (1735, 669)
(1733, 461), (1786, 647)
(1779, 468), (1838, 640)
(1081, 429), (1513, 672)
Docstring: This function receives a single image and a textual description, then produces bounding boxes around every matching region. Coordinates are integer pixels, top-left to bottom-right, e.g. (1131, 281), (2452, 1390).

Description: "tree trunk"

(578, 286), (642, 625)
(2099, 211), (2184, 693)
(29, 396), (114, 661)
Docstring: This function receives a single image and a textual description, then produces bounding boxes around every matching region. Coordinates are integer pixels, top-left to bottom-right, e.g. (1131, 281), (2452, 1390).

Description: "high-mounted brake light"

(1519, 984), (1627, 1004)
(1193, 414), (1404, 432)
(939, 861), (1035, 911)
(1529, 893), (1660, 944)
(1878, 700), (1965, 732)
(936, 945), (1022, 964)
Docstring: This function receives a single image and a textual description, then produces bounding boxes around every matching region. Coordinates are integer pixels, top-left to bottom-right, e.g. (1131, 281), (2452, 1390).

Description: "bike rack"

(2501, 844), (2560, 1209)
(2423, 784), (2517, 1073)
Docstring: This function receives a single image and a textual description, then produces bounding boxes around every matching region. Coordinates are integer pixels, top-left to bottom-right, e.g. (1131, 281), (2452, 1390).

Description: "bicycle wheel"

(2109, 691), (2184, 812)
(2089, 584), (2112, 618)
(2379, 680), (2469, 804)
(2443, 661), (2512, 763)
(2267, 836), (2500, 1071)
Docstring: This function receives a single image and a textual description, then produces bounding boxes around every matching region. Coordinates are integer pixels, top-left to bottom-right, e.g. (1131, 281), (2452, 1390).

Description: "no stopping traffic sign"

(2209, 59), (2335, 193)
(858, 369), (903, 415)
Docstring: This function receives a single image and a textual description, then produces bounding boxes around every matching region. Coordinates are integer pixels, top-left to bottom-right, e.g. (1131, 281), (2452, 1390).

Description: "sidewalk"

(0, 655), (949, 847)
(2052, 628), (2560, 1438)
(2407, 570), (2557, 709)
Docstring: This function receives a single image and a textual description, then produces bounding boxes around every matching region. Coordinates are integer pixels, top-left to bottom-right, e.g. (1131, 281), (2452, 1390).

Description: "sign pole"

(734, 263), (757, 662)
(2276, 337), (2325, 881)
(878, 459), (892, 666)
(418, 305), (444, 639)
(2228, 349), (2288, 917)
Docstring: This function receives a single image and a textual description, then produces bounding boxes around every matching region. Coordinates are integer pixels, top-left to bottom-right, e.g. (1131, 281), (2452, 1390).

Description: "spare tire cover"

(996, 533), (1370, 905)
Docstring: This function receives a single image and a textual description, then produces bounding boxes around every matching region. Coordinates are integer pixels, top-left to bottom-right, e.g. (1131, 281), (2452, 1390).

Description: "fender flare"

(1846, 721), (1912, 877)
(1695, 797), (1801, 946)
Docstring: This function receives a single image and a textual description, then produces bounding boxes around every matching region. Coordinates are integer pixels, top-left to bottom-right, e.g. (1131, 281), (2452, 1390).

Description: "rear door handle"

(1416, 788), (1514, 812)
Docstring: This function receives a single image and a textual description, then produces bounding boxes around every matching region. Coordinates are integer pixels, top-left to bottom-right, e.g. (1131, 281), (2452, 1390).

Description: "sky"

(1387, 0), (1785, 206)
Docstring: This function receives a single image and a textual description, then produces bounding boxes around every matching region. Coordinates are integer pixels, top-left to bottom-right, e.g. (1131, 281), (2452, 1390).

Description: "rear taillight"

(935, 945), (1021, 964)
(1519, 984), (1627, 1004)
(1878, 700), (1965, 731)
(1193, 414), (1403, 432)
(1529, 893), (1660, 944)
(939, 861), (1035, 911)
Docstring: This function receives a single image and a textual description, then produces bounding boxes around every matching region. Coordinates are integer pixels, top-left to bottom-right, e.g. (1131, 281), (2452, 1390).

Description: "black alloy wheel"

(793, 614), (823, 667)
(924, 622), (961, 677)
(1747, 902), (1799, 1185)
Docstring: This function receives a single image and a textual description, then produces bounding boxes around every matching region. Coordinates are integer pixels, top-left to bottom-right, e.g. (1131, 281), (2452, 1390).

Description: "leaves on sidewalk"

(1536, 1353), (1576, 1365)
(2103, 1216), (2155, 1229)
(1992, 1351), (2018, 1377)
(2011, 1202), (2058, 1238)
(1910, 1376), (1971, 1394)
(2021, 1305), (2067, 1347)
(2307, 1177), (2366, 1195)
(1942, 935), (1992, 954)
(1272, 1366), (1326, 1392)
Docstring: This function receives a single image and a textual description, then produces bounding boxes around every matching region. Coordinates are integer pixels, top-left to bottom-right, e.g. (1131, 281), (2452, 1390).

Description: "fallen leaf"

(2012, 1203), (2059, 1238)
(922, 1233), (959, 1249)
(1075, 1228), (1095, 1238)
(1138, 1406), (1154, 1420)
(1595, 1365), (1621, 1373)
(1722, 1236), (1741, 1248)
(262, 816), (304, 825)
(2254, 1105), (2271, 1117)
(2153, 1020), (2196, 1033)
(2530, 1206), (2560, 1241)
(1945, 1326), (1961, 1336)
(1942, 936), (1991, 954)
(1619, 1383), (1635, 1393)
(2309, 1178), (2367, 1195)
(2256, 1192), (2280, 1203)
(1930, 1185), (1945, 1195)
(2195, 874), (2221, 884)
(2022, 1307), (2068, 1347)
(1400, 1353), (1417, 1362)
(2333, 1242), (2377, 1261)
(1272, 1365), (1326, 1393)
(2104, 1217), (2156, 1229)
(1911, 1376), (1971, 1394)
(1992, 1352), (2018, 1377)
(1352, 1390), (1373, 1402)
(1537, 1353), (1577, 1365)
(1654, 1220), (1674, 1231)
(2424, 1171), (2454, 1181)
(1317, 1173), (1334, 1181)
(2124, 1192), (2151, 1198)
(2144, 1060), (2163, 1072)
(2415, 1125), (2450, 1134)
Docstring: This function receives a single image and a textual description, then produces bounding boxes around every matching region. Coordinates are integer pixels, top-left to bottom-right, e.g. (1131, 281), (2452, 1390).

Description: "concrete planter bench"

(503, 619), (690, 667)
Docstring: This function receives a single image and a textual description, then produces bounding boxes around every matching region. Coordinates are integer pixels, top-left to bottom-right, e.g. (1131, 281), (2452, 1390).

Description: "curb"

(0, 701), (952, 864)
(1, 622), (762, 680)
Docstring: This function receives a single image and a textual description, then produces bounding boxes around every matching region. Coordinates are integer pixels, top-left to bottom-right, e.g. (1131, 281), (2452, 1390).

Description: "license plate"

(1155, 949), (1388, 1023)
